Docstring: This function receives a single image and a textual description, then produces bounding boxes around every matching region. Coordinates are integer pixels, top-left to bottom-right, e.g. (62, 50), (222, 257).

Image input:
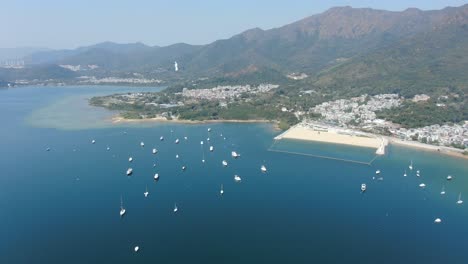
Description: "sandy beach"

(277, 125), (381, 149)
(388, 137), (468, 160)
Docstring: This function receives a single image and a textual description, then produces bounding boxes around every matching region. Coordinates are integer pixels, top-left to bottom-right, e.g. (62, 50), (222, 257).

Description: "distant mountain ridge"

(4, 4), (468, 98)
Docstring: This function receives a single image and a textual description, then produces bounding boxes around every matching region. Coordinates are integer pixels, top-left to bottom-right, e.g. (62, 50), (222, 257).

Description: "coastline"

(111, 115), (467, 160)
(276, 125), (382, 150)
(275, 123), (467, 161)
(388, 137), (468, 160)
(111, 115), (280, 128)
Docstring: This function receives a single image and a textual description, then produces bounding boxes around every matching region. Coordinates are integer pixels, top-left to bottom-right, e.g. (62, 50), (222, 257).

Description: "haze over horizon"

(2, 0), (466, 49)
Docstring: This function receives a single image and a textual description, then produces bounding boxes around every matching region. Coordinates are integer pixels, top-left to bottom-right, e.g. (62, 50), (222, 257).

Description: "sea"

(1, 86), (468, 264)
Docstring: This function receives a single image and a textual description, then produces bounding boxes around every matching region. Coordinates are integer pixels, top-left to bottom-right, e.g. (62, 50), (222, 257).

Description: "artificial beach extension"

(271, 122), (387, 165)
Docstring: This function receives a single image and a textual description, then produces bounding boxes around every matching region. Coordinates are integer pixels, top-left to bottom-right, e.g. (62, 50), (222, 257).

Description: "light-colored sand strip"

(278, 126), (381, 150)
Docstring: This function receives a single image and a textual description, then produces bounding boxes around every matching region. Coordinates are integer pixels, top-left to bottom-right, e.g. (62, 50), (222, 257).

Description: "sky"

(2, 0), (466, 49)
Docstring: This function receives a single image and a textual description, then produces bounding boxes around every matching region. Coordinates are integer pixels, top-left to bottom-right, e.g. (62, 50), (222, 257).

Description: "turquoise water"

(1, 86), (468, 263)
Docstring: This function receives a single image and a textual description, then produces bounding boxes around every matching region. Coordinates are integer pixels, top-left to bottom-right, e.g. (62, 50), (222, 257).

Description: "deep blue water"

(1, 86), (468, 264)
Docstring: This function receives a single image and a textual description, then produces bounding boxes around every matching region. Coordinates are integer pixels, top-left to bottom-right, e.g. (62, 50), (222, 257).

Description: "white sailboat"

(107, 147), (110, 151)
(120, 196), (126, 217)
(234, 175), (241, 182)
(220, 184), (224, 195)
(447, 175), (453, 181)
(91, 139), (96, 144)
(144, 186), (149, 197)
(419, 183), (426, 188)
(231, 151), (240, 158)
(173, 203), (178, 213)
(409, 160), (413, 170)
(184, 136), (188, 140)
(154, 173), (159, 181)
(222, 160), (228, 167)
(261, 165), (267, 173)
(152, 148), (157, 154)
(440, 186), (446, 195)
(126, 168), (133, 176)
(175, 139), (180, 144)
(140, 141), (145, 147)
(176, 154), (179, 159)
(209, 146), (214, 152)
(128, 157), (133, 162)
(208, 128), (212, 132)
(134, 246), (140, 252)
(182, 166), (186, 171)
(457, 193), (463, 204)
(201, 141), (205, 163)
(434, 218), (442, 224)
(375, 170), (381, 174)
(160, 136), (164, 141)
(403, 170), (407, 177)
(361, 183), (367, 192)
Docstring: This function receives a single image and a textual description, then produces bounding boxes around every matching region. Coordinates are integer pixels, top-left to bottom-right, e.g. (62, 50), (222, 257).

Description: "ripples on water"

(0, 86), (467, 264)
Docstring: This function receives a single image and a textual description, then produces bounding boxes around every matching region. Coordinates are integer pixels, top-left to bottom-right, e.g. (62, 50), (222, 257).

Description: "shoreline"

(111, 115), (280, 128)
(387, 137), (468, 160)
(275, 123), (467, 161)
(276, 125), (383, 150)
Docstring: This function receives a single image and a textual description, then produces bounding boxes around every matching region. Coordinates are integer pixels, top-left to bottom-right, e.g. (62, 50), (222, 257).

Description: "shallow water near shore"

(1, 86), (468, 264)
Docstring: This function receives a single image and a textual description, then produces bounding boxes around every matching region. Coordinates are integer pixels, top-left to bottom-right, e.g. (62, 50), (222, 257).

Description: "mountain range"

(2, 4), (467, 98)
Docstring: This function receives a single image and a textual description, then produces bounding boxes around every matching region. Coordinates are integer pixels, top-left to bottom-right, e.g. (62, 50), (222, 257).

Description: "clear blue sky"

(2, 0), (466, 49)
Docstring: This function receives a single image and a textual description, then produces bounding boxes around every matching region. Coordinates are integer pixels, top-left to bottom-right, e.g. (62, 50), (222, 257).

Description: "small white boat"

(154, 173), (159, 181)
(176, 154), (179, 159)
(261, 165), (267, 173)
(126, 168), (133, 176)
(457, 193), (463, 204)
(416, 173), (420, 177)
(128, 157), (133, 162)
(361, 183), (367, 192)
(91, 139), (96, 144)
(134, 246), (140, 252)
(160, 136), (164, 141)
(416, 170), (420, 174)
(377, 177), (384, 181)
(175, 139), (180, 144)
(434, 218), (442, 224)
(419, 183), (426, 188)
(409, 160), (413, 170)
(173, 203), (178, 213)
(375, 170), (381, 175)
(208, 128), (211, 132)
(403, 170), (407, 177)
(152, 148), (157, 154)
(209, 146), (214, 152)
(222, 160), (228, 167)
(440, 186), (446, 195)
(120, 196), (126, 217)
(231, 151), (240, 158)
(220, 184), (224, 195)
(447, 175), (453, 181)
(234, 175), (241, 182)
(207, 137), (210, 141)
(182, 166), (186, 171)
(202, 159), (205, 163)
(184, 136), (188, 140)
(140, 142), (145, 147)
(144, 186), (149, 197)
(107, 147), (110, 151)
